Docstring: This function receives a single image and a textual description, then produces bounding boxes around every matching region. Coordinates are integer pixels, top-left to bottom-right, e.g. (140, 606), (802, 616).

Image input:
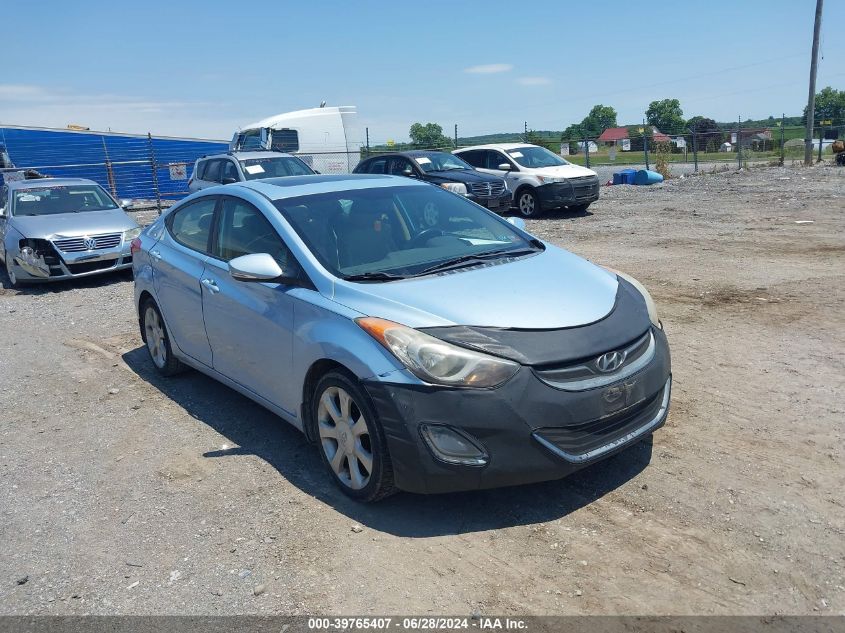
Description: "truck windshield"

(13, 185), (118, 216)
(239, 157), (315, 180)
(507, 146), (570, 168)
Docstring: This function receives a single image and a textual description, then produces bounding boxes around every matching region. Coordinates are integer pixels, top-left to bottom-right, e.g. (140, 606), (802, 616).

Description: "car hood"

(531, 164), (597, 179)
(330, 245), (618, 329)
(424, 169), (502, 185)
(10, 209), (138, 239)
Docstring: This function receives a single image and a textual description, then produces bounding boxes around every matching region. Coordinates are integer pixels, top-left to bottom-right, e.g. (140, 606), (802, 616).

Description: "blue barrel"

(613, 168), (637, 185)
(633, 169), (664, 185)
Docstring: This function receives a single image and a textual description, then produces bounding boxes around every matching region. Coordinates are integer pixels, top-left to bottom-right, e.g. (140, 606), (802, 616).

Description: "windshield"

(12, 185), (118, 216)
(275, 185), (537, 280)
(507, 146), (569, 168)
(240, 156), (315, 180)
(413, 153), (473, 173)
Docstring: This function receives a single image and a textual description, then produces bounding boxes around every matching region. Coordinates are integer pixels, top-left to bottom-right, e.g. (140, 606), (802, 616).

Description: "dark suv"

(354, 151), (512, 213)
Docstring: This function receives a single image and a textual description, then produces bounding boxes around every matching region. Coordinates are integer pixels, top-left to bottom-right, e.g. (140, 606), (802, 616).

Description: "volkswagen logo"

(595, 350), (626, 373)
(83, 237), (97, 250)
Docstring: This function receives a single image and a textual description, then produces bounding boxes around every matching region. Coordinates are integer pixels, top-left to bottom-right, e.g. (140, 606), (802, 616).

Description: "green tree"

(409, 122), (453, 149)
(646, 98), (685, 134)
(581, 104), (618, 137)
(803, 86), (845, 125)
(686, 116), (724, 150)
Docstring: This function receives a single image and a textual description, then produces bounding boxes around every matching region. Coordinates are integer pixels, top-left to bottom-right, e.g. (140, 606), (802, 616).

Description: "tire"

(4, 257), (20, 289)
(516, 188), (543, 218)
(140, 298), (184, 376)
(312, 370), (397, 502)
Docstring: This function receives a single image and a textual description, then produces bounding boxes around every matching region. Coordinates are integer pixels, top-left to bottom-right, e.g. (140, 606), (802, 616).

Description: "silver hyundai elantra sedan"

(132, 174), (671, 501)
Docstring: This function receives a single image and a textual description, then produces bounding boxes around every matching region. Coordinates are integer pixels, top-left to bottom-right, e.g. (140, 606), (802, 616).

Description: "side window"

(221, 160), (239, 183)
(213, 197), (295, 270)
(270, 129), (299, 153)
(367, 158), (387, 174)
(458, 151), (482, 168)
(203, 160), (223, 183)
(167, 197), (217, 253)
(388, 157), (413, 176)
(194, 160), (207, 180)
(485, 151), (510, 170)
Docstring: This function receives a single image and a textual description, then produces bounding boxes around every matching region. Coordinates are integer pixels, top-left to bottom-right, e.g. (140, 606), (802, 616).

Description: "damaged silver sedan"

(0, 178), (140, 287)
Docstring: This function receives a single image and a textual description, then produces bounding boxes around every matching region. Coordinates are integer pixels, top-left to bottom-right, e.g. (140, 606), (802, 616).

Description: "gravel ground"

(0, 165), (843, 616)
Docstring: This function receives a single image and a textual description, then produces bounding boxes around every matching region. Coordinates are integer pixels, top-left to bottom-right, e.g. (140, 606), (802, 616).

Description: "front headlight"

(536, 176), (565, 184)
(356, 317), (519, 388)
(606, 269), (661, 328)
(123, 227), (142, 240)
(441, 182), (468, 195)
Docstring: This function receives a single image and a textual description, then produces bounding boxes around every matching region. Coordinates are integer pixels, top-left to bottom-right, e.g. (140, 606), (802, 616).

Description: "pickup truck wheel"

(516, 189), (543, 218)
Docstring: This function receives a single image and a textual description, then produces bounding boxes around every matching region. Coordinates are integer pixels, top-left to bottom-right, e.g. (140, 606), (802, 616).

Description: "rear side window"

(458, 150), (483, 168)
(203, 160), (222, 183)
(167, 197), (217, 253)
(367, 158), (387, 174)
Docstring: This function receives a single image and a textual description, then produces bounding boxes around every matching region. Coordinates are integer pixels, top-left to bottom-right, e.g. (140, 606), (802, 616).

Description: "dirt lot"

(0, 166), (843, 616)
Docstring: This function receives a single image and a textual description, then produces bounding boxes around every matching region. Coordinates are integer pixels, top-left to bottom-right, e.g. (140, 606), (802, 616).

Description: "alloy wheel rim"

(519, 193), (535, 215)
(317, 386), (373, 490)
(144, 306), (167, 369)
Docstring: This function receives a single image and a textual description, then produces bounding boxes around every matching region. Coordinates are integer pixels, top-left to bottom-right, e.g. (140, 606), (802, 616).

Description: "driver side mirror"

(229, 253), (296, 284)
(222, 177), (238, 185)
(498, 163), (513, 171)
(120, 199), (134, 210)
(402, 167), (417, 178)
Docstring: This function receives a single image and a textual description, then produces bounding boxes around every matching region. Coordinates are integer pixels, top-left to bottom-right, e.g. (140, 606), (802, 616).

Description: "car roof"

(455, 143), (536, 152)
(363, 150), (452, 160)
(229, 174), (429, 201)
(200, 151), (295, 161)
(6, 177), (101, 191)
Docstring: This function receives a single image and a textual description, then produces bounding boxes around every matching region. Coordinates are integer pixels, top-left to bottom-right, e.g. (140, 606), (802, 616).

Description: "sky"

(1, 0), (843, 143)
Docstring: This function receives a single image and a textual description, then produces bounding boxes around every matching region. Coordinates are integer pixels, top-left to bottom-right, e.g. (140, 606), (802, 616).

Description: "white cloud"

(0, 84), (233, 138)
(517, 76), (552, 86)
(464, 64), (513, 74)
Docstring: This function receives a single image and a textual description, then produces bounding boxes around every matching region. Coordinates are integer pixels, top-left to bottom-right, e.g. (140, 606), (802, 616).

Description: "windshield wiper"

(415, 246), (541, 276)
(342, 271), (408, 282)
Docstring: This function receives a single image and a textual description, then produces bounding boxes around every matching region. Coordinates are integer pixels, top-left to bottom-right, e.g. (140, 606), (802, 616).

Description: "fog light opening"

(420, 424), (488, 467)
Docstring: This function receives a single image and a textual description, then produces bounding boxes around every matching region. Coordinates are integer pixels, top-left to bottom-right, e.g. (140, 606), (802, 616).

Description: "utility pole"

(737, 115), (742, 169)
(780, 113), (786, 166)
(804, 0), (824, 165)
(454, 124), (458, 149)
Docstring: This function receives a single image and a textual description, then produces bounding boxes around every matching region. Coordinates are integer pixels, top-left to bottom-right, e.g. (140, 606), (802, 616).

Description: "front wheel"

(4, 257), (20, 289)
(516, 189), (543, 218)
(313, 371), (397, 502)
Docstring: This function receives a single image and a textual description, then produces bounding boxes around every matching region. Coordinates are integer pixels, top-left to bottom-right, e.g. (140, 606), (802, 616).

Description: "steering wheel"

(408, 228), (444, 248)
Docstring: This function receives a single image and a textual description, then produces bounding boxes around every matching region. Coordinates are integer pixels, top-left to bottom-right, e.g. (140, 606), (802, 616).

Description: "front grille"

(534, 330), (654, 391)
(568, 175), (599, 198)
(66, 259), (119, 275)
(533, 378), (670, 463)
(468, 181), (507, 198)
(53, 233), (122, 252)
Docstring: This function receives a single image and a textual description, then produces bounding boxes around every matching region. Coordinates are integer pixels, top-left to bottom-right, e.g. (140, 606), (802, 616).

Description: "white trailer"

(230, 106), (361, 173)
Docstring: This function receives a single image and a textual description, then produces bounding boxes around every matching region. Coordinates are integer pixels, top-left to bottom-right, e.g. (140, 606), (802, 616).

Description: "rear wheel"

(516, 188), (543, 218)
(141, 299), (184, 376)
(313, 371), (397, 502)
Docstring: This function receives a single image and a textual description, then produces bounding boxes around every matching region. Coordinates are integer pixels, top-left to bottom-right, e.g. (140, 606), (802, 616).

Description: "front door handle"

(150, 249), (162, 261)
(201, 278), (220, 294)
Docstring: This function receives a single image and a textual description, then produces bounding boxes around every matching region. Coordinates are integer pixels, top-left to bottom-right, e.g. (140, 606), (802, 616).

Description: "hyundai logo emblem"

(83, 237), (97, 250)
(595, 350), (626, 373)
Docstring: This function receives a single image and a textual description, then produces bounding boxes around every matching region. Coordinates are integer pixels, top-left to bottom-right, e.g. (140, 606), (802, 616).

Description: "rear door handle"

(150, 249), (162, 261)
(201, 278), (220, 294)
